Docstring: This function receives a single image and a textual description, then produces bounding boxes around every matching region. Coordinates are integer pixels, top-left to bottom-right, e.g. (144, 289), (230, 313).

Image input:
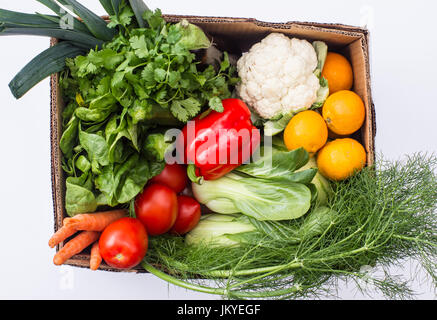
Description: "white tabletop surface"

(0, 0), (435, 300)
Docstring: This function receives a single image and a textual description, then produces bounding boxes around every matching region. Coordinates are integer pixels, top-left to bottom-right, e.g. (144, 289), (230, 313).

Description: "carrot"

(90, 241), (102, 271)
(53, 231), (100, 266)
(48, 224), (77, 248)
(63, 209), (127, 231)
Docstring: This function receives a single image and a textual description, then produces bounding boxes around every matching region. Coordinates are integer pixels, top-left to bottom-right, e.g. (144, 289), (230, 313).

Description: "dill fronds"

(143, 154), (437, 299)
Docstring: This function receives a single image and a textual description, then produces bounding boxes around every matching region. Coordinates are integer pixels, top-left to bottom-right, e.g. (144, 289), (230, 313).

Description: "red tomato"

(135, 184), (178, 236)
(170, 195), (201, 235)
(99, 217), (148, 270)
(149, 164), (188, 193)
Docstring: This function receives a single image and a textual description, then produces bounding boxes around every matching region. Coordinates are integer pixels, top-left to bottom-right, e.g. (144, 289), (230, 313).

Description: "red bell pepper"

(178, 98), (260, 182)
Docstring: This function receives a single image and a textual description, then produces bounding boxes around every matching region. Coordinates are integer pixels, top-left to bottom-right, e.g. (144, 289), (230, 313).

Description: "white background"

(0, 0), (435, 300)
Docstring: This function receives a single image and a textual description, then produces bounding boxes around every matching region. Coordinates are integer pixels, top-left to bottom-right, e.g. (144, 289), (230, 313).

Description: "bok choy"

(192, 147), (320, 221)
(186, 207), (337, 248)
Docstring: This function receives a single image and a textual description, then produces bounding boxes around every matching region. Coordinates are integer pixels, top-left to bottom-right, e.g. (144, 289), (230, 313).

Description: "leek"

(8, 41), (86, 99)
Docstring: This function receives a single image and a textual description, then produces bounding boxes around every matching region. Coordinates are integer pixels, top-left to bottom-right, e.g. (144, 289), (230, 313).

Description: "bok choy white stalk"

(186, 207), (337, 248)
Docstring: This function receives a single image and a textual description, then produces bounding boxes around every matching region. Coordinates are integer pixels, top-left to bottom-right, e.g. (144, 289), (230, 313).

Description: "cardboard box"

(50, 15), (375, 272)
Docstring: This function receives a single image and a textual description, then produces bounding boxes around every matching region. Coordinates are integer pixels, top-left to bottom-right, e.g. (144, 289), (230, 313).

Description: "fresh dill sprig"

(143, 153), (437, 299)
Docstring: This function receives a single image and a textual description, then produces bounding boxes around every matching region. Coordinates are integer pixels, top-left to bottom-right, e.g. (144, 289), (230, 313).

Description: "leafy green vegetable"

(2, 0), (165, 101)
(75, 155), (91, 173)
(58, 7), (237, 215)
(192, 147), (318, 221)
(64, 8), (237, 123)
(144, 154), (437, 300)
(65, 173), (97, 216)
(107, 1), (134, 29)
(312, 41), (328, 78)
(185, 214), (257, 247)
(311, 41), (329, 109)
(263, 113), (292, 136)
(95, 153), (150, 206)
(193, 173), (313, 221)
(60, 114), (79, 157)
(234, 146), (315, 184)
(295, 156), (332, 205)
(174, 19), (211, 50)
(144, 133), (173, 162)
(78, 128), (110, 174)
(191, 146), (318, 220)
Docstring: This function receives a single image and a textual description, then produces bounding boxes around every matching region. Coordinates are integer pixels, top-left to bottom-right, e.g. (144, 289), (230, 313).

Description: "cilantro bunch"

(64, 7), (238, 124)
(59, 5), (239, 216)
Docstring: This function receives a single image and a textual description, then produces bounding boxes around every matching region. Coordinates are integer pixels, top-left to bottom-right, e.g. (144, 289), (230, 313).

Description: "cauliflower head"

(237, 33), (320, 119)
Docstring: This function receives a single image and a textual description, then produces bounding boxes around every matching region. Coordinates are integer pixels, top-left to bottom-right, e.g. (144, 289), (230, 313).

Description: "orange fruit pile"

(283, 52), (368, 181)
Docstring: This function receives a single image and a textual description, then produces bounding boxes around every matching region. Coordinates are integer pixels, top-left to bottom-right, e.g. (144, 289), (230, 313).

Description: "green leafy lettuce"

(59, 5), (238, 216)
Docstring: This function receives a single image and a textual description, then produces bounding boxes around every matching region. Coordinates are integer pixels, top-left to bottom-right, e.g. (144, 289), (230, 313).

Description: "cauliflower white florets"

(237, 33), (320, 119)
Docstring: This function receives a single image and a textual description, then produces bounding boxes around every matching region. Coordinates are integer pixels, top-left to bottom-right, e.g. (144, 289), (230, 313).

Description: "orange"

(283, 110), (328, 154)
(322, 52), (353, 94)
(322, 90), (365, 135)
(317, 138), (366, 181)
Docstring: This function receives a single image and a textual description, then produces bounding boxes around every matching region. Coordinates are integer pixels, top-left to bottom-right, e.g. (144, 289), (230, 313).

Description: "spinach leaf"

(65, 173), (97, 216)
(116, 155), (150, 203)
(108, 130), (134, 164)
(59, 115), (79, 157)
(95, 153), (150, 206)
(75, 91), (118, 123)
(144, 132), (173, 161)
(75, 155), (91, 173)
(79, 127), (110, 174)
(149, 160), (165, 177)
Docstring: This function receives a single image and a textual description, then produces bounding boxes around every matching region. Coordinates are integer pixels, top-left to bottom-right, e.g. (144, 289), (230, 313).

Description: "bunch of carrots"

(48, 210), (127, 270)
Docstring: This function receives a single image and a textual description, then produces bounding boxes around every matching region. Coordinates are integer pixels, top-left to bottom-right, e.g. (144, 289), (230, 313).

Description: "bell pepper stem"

(187, 164), (204, 185)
